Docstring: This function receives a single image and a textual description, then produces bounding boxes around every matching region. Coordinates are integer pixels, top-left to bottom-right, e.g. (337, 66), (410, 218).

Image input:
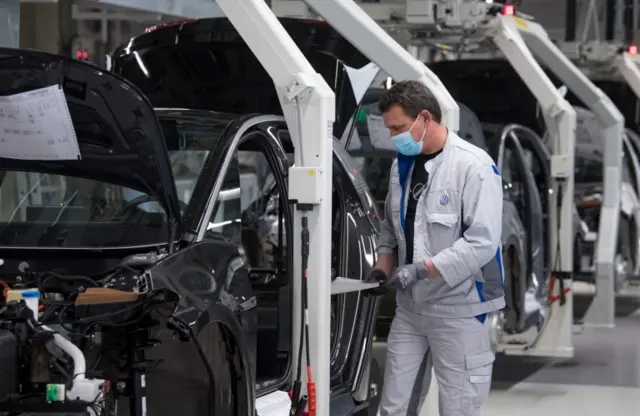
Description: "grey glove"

(388, 261), (429, 290)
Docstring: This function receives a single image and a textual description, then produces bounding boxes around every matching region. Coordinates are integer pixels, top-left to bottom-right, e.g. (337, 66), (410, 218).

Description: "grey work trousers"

(379, 307), (495, 416)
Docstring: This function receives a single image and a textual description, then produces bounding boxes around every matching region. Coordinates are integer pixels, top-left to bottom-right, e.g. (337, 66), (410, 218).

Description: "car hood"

(110, 17), (371, 139)
(0, 48), (181, 224)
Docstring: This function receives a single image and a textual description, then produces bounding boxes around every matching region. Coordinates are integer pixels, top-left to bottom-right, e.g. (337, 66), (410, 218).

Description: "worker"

(369, 80), (505, 416)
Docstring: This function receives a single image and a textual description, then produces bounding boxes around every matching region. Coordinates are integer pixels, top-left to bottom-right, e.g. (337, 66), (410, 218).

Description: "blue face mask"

(391, 117), (426, 156)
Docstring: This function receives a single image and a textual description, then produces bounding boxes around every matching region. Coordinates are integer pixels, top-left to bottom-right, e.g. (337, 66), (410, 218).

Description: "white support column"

(0, 0), (19, 48)
(212, 2), (335, 415)
(510, 15), (624, 330)
(486, 15), (577, 357)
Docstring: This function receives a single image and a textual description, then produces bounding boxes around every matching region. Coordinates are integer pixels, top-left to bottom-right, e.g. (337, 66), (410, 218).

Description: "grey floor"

(372, 292), (640, 415)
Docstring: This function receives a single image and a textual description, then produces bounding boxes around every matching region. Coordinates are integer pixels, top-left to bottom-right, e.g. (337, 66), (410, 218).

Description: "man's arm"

(374, 179), (398, 277)
(429, 163), (503, 287)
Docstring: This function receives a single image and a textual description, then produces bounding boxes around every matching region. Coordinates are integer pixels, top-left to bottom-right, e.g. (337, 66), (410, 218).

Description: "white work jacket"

(377, 132), (506, 318)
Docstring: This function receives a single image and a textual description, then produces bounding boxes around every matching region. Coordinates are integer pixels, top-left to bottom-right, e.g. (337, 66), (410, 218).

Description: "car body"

(427, 58), (583, 277)
(0, 18), (383, 416)
(569, 107), (640, 286)
(343, 87), (535, 341)
(430, 58), (640, 289)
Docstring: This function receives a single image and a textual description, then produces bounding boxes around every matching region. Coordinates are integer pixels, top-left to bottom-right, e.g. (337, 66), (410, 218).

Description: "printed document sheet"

(0, 85), (81, 160)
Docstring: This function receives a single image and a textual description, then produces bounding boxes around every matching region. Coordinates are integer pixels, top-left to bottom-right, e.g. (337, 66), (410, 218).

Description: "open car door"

(494, 125), (548, 330)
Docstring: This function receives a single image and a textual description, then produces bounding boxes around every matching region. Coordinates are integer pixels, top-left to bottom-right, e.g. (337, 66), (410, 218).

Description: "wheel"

(355, 359), (382, 416)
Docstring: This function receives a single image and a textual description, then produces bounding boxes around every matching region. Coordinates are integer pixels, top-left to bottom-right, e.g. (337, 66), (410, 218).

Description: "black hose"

(292, 214), (311, 413)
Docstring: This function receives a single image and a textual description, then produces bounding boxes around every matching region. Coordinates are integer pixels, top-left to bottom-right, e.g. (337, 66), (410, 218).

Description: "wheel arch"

(191, 303), (256, 415)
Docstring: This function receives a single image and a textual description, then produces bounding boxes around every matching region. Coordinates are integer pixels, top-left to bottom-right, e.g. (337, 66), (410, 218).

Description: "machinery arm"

(513, 15), (624, 329)
(491, 15), (577, 276)
(214, 1), (335, 414)
(272, 0), (460, 131)
(487, 14), (576, 357)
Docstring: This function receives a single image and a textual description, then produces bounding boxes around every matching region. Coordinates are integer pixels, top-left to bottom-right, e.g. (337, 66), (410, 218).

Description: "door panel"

(330, 155), (379, 394)
(502, 126), (552, 282)
(497, 126), (546, 329)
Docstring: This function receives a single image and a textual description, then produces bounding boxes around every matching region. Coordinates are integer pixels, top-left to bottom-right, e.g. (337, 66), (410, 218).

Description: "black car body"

(568, 107), (640, 286)
(343, 88), (536, 339)
(0, 18), (382, 416)
(428, 58), (584, 283)
(433, 59), (640, 290)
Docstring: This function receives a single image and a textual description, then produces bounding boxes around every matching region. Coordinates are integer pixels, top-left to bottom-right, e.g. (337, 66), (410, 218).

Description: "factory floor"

(372, 288), (640, 416)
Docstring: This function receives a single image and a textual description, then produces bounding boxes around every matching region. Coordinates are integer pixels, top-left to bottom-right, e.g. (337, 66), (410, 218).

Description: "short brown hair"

(378, 80), (443, 123)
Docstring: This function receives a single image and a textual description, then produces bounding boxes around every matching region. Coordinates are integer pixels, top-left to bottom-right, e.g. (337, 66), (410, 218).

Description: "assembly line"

(1, 0), (640, 415)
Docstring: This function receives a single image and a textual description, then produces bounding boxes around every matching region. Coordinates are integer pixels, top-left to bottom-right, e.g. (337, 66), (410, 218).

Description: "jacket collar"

(421, 129), (456, 176)
(397, 129), (456, 185)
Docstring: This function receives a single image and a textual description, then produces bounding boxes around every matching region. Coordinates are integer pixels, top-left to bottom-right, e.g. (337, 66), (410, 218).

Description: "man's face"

(382, 104), (427, 141)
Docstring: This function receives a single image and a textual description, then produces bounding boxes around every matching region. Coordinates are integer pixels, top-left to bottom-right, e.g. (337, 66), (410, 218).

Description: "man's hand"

(364, 261), (430, 296)
(364, 268), (391, 296)
(388, 261), (429, 290)
(387, 262), (427, 289)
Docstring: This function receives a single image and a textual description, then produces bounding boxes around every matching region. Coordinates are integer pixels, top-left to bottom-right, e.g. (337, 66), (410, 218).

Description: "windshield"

(0, 115), (228, 248)
(575, 154), (603, 183)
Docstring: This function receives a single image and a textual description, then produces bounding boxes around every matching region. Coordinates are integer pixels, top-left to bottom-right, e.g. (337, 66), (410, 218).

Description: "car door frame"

(192, 115), (296, 396)
(496, 125), (548, 328)
(330, 142), (380, 397)
(498, 125), (553, 279)
(271, 122), (379, 398)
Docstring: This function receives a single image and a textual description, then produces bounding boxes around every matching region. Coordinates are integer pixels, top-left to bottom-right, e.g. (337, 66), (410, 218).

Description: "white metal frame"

(213, 2), (336, 413)
(56, 0), (625, 408)
(87, 0), (334, 413)
(530, 41), (640, 325)
(509, 17), (625, 331)
(271, 1), (581, 357)
(272, 0), (460, 130)
(87, 0), (462, 413)
(485, 15), (578, 357)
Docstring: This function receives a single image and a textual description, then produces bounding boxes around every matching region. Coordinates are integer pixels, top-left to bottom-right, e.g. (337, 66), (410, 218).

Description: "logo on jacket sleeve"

(439, 195), (449, 206)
